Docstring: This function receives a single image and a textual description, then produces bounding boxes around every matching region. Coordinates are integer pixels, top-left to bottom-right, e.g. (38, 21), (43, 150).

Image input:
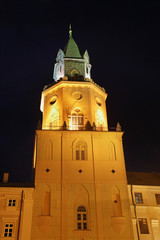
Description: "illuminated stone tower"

(31, 27), (134, 240)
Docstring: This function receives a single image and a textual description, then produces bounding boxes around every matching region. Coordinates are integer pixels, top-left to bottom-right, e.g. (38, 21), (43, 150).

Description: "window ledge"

(6, 206), (17, 211)
(73, 230), (91, 237)
(74, 230), (91, 232)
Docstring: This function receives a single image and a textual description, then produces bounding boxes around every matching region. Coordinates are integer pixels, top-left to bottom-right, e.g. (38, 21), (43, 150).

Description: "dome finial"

(69, 24), (72, 38)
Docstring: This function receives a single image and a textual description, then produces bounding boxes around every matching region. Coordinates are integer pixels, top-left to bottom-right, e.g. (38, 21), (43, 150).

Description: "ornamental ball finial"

(69, 24), (72, 38)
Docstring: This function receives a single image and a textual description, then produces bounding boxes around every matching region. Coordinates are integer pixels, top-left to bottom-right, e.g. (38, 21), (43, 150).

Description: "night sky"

(1, 1), (160, 182)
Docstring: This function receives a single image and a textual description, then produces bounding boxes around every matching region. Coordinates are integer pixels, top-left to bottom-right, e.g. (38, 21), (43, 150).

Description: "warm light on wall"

(41, 81), (108, 131)
(96, 109), (105, 129)
(47, 107), (59, 130)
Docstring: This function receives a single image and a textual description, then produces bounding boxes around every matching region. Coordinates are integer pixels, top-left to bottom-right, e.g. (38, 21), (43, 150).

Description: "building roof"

(127, 171), (160, 186)
(0, 182), (34, 188)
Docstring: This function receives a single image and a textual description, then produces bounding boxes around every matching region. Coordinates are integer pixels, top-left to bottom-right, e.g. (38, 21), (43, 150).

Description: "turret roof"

(64, 26), (82, 58)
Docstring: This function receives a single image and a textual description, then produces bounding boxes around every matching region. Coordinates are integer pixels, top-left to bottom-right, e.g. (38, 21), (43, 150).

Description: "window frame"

(3, 222), (14, 238)
(76, 206), (88, 231)
(8, 199), (16, 207)
(155, 194), (160, 204)
(71, 109), (84, 130)
(75, 148), (86, 161)
(73, 139), (87, 161)
(134, 192), (143, 204)
(138, 218), (149, 234)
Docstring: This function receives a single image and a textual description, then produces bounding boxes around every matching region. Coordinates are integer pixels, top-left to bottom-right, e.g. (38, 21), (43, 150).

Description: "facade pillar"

(151, 219), (160, 240)
(19, 189), (34, 240)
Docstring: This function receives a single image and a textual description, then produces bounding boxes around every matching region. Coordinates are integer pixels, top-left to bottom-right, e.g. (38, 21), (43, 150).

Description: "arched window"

(71, 109), (84, 130)
(77, 206), (87, 230)
(73, 139), (87, 160)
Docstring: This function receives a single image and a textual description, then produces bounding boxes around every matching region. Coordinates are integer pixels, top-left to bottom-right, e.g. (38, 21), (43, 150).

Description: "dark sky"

(1, 1), (160, 182)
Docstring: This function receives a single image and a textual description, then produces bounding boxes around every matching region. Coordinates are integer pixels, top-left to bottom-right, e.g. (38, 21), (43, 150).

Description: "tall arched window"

(73, 139), (87, 160)
(71, 109), (84, 130)
(77, 206), (87, 230)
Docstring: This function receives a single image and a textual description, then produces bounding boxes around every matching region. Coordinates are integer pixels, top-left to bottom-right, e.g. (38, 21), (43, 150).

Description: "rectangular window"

(78, 116), (83, 125)
(76, 150), (80, 160)
(8, 199), (16, 207)
(72, 116), (77, 125)
(135, 193), (143, 204)
(77, 222), (81, 230)
(138, 218), (149, 234)
(81, 150), (85, 160)
(77, 214), (81, 220)
(83, 222), (87, 230)
(155, 194), (160, 204)
(4, 223), (13, 237)
(83, 214), (87, 220)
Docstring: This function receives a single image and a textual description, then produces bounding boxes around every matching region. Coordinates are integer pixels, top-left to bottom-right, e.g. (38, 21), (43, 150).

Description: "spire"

(64, 25), (82, 58)
(69, 24), (72, 38)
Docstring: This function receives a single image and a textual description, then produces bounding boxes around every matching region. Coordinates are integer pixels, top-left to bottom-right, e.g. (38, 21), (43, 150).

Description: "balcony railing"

(37, 125), (119, 132)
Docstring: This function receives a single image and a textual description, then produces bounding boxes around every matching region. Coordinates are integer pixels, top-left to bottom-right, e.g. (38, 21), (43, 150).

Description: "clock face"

(95, 97), (101, 106)
(72, 91), (82, 100)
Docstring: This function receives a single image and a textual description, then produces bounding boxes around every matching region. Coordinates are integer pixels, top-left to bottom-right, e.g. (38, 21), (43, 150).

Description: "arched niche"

(108, 142), (116, 161)
(38, 184), (53, 232)
(74, 185), (90, 231)
(46, 140), (53, 161)
(112, 185), (122, 217)
(41, 184), (51, 216)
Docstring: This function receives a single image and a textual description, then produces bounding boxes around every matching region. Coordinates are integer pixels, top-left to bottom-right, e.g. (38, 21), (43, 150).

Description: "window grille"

(77, 206), (87, 230)
(135, 193), (143, 204)
(4, 223), (13, 237)
(8, 199), (16, 207)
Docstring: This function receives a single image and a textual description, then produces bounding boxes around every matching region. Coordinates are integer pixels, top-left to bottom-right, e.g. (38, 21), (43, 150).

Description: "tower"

(31, 27), (134, 240)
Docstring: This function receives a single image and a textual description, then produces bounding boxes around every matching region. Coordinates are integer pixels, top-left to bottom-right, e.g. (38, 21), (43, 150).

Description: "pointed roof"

(64, 25), (82, 59)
